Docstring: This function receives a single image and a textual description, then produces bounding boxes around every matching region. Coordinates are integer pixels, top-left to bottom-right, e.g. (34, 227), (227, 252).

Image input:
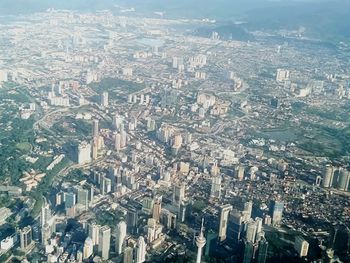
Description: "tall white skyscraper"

(136, 236), (146, 263)
(101, 92), (109, 107)
(41, 201), (51, 226)
(218, 204), (232, 242)
(88, 222), (100, 247)
(115, 133), (121, 152)
(99, 225), (111, 260)
(195, 219), (206, 263)
(83, 237), (93, 259)
(115, 221), (127, 255)
(322, 165), (334, 188)
(245, 219), (257, 243)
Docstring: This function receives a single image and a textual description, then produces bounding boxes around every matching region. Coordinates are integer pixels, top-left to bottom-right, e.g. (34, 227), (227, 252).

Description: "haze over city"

(0, 1), (349, 263)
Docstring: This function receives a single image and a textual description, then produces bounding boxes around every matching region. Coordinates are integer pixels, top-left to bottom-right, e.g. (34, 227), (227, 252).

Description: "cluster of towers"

(321, 165), (350, 191)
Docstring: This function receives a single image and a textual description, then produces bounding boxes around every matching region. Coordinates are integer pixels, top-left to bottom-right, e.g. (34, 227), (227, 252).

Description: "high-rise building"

(255, 217), (263, 238)
(77, 187), (89, 210)
(160, 209), (177, 230)
(101, 92), (109, 107)
(276, 69), (290, 82)
(210, 175), (222, 199)
(294, 236), (309, 257)
(152, 196), (162, 222)
(338, 168), (350, 191)
(99, 225), (111, 260)
(173, 183), (185, 206)
(218, 204), (232, 242)
(91, 137), (99, 160)
(41, 202), (51, 226)
(229, 209), (244, 242)
(142, 197), (154, 215)
(257, 238), (269, 263)
(83, 237), (93, 259)
(270, 200), (284, 226)
(243, 201), (253, 221)
(237, 166), (245, 181)
(20, 226), (32, 250)
(115, 221), (127, 255)
(40, 201), (55, 246)
(136, 236), (146, 263)
(195, 219), (206, 263)
(124, 247), (134, 263)
(179, 201), (187, 223)
(246, 219), (257, 243)
(243, 240), (254, 263)
(77, 142), (91, 164)
(127, 207), (138, 234)
(322, 165), (334, 188)
(77, 250), (83, 262)
(65, 192), (76, 210)
(93, 119), (99, 137)
(115, 133), (121, 152)
(88, 222), (100, 247)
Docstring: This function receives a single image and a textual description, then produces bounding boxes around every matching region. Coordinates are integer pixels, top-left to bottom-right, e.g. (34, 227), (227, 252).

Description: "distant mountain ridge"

(0, 0), (349, 44)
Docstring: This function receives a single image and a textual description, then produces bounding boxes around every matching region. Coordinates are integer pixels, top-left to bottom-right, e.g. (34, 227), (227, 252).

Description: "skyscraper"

(127, 207), (138, 234)
(173, 182), (185, 206)
(136, 236), (146, 263)
(322, 165), (334, 188)
(115, 133), (121, 152)
(101, 92), (109, 107)
(88, 222), (100, 248)
(270, 200), (284, 226)
(210, 175), (222, 199)
(41, 202), (51, 226)
(218, 204), (232, 242)
(243, 201), (253, 221)
(20, 226), (32, 250)
(257, 238), (269, 263)
(229, 209), (244, 243)
(99, 225), (111, 260)
(93, 119), (99, 137)
(123, 247), (134, 263)
(338, 168), (350, 191)
(195, 219), (206, 263)
(83, 237), (93, 259)
(77, 142), (91, 164)
(76, 187), (89, 211)
(243, 240), (254, 263)
(246, 219), (257, 243)
(115, 221), (127, 255)
(152, 195), (162, 222)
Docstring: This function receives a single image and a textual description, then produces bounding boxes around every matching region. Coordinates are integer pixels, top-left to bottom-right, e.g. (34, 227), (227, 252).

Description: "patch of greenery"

(90, 77), (145, 101)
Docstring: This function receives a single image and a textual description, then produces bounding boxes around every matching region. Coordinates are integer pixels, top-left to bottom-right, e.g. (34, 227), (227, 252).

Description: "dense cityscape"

(0, 3), (350, 263)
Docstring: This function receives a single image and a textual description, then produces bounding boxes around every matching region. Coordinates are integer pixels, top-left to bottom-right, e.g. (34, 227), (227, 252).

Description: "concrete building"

(83, 237), (93, 259)
(77, 142), (91, 164)
(218, 204), (232, 242)
(20, 226), (32, 250)
(115, 221), (127, 255)
(136, 236), (146, 263)
(294, 236), (309, 257)
(99, 225), (111, 260)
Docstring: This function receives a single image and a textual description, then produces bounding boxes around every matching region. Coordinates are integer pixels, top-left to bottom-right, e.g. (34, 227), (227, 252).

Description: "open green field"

(15, 142), (32, 152)
(90, 77), (146, 101)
